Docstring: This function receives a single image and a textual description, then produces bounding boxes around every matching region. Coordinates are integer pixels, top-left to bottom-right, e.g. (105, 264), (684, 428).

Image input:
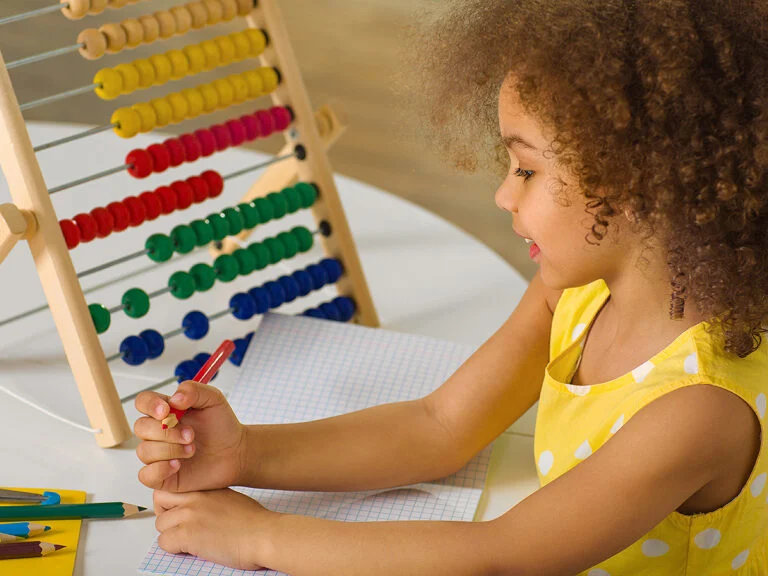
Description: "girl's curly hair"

(406, 0), (768, 357)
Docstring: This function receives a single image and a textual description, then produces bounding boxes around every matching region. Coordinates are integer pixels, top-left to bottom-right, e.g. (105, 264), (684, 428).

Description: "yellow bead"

(150, 54), (173, 86)
(111, 107), (141, 138)
(229, 32), (250, 61)
(201, 40), (221, 71)
(183, 44), (206, 75)
(166, 93), (189, 123)
(132, 102), (158, 133)
(181, 88), (205, 118)
(167, 50), (189, 80)
(114, 63), (140, 95)
(259, 67), (279, 93)
(243, 70), (263, 98)
(133, 58), (156, 88)
(151, 97), (173, 127)
(245, 29), (267, 55)
(93, 68), (123, 100)
(199, 83), (220, 112)
(228, 74), (249, 103)
(212, 78), (234, 108)
(215, 36), (236, 65)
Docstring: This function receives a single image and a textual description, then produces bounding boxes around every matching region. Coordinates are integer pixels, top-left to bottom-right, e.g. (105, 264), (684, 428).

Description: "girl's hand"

(134, 381), (249, 492)
(153, 488), (276, 571)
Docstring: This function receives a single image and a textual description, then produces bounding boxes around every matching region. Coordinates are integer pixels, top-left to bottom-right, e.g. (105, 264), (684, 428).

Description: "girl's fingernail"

(155, 405), (164, 417)
(182, 429), (192, 442)
(184, 444), (194, 454)
(170, 459), (180, 468)
(170, 393), (184, 405)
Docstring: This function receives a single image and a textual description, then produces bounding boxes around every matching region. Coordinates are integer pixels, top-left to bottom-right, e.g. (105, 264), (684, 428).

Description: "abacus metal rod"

(0, 3), (65, 26)
(7, 43), (83, 70)
(34, 123), (115, 153)
(49, 163), (131, 195)
(222, 151), (298, 181)
(121, 376), (176, 403)
(78, 248), (150, 278)
(20, 83), (99, 112)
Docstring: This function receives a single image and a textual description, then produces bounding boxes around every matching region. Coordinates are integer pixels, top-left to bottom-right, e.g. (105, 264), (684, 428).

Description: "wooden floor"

(0, 0), (535, 281)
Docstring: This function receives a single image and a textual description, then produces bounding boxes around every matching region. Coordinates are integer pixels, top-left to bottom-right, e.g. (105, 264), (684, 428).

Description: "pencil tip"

(44, 526), (51, 532)
(54, 545), (66, 550)
(138, 506), (147, 511)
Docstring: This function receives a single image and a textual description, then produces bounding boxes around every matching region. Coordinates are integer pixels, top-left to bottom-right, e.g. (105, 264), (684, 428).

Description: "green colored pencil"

(0, 502), (146, 521)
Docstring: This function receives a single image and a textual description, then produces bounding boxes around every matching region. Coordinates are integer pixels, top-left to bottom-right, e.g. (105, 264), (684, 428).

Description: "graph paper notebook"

(139, 313), (493, 576)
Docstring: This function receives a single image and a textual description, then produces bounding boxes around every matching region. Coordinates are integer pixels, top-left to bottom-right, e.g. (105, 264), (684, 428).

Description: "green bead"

(207, 212), (230, 241)
(190, 263), (216, 292)
(277, 231), (298, 259)
(248, 242), (270, 270)
(267, 192), (287, 219)
(146, 234), (174, 263)
(214, 254), (240, 282)
(295, 182), (318, 208)
(292, 226), (314, 252)
(89, 303), (111, 334)
(122, 287), (150, 319)
(254, 198), (274, 223)
(190, 219), (214, 247)
(281, 186), (301, 213)
(170, 225), (197, 254)
(222, 207), (244, 236)
(169, 271), (196, 299)
(233, 248), (256, 276)
(264, 236), (285, 264)
(238, 202), (261, 229)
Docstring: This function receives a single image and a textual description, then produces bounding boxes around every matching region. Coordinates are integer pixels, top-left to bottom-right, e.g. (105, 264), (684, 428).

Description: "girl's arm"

(241, 270), (559, 492)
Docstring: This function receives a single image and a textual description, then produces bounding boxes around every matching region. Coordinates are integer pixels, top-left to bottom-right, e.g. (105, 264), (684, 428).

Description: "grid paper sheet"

(139, 313), (493, 576)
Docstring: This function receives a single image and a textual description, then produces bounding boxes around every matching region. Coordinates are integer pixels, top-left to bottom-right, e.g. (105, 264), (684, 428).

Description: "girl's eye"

(514, 167), (535, 182)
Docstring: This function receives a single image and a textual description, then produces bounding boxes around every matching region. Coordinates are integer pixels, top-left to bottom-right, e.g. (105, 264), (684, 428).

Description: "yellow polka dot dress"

(534, 280), (768, 575)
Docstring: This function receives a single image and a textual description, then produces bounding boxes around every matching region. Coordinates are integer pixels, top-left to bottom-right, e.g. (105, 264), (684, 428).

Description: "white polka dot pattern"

(574, 440), (592, 460)
(641, 539), (670, 558)
(632, 361), (655, 383)
(694, 528), (721, 550)
(572, 323), (587, 341)
(538, 450), (554, 476)
(757, 393), (766, 419)
(732, 550), (749, 569)
(610, 414), (624, 434)
(565, 384), (591, 396)
(587, 569), (610, 576)
(751, 473), (766, 498)
(684, 352), (698, 374)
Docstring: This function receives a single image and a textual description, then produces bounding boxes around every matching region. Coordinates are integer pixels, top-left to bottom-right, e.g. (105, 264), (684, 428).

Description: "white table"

(0, 122), (539, 574)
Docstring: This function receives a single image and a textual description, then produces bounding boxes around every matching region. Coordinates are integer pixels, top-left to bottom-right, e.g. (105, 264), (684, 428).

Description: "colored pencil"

(0, 502), (146, 521)
(0, 541), (65, 559)
(0, 533), (21, 543)
(0, 522), (51, 538)
(0, 489), (45, 503)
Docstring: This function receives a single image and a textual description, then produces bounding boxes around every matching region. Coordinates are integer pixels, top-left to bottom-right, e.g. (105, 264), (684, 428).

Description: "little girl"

(134, 1), (768, 574)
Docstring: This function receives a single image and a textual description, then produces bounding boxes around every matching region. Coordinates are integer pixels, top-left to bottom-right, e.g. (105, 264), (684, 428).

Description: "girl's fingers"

(135, 391), (171, 419)
(136, 439), (195, 465)
(134, 416), (194, 444)
(138, 460), (181, 490)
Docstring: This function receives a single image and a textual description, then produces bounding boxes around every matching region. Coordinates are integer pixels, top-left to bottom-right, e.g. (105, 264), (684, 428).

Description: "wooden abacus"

(0, 0), (379, 448)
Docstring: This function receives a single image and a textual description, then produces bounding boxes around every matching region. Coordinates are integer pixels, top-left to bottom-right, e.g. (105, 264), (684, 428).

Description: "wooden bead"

(149, 54), (172, 85)
(108, 0), (128, 8)
(167, 50), (189, 80)
(150, 98), (173, 128)
(155, 12), (176, 38)
(77, 29), (108, 60)
(203, 0), (222, 24)
(115, 63), (140, 93)
(200, 40), (220, 71)
(170, 6), (192, 34)
(138, 15), (159, 44)
(216, 36), (236, 65)
(133, 59), (156, 88)
(235, 0), (253, 16)
(93, 68), (123, 99)
(100, 23), (127, 54)
(166, 93), (189, 123)
(111, 107), (142, 138)
(121, 19), (144, 48)
(61, 0), (89, 20)
(199, 83), (219, 113)
(186, 2), (208, 29)
(183, 45), (206, 75)
(88, 0), (108, 14)
(132, 103), (158, 133)
(228, 74), (249, 102)
(181, 88), (205, 117)
(229, 31), (250, 61)
(219, 0), (237, 21)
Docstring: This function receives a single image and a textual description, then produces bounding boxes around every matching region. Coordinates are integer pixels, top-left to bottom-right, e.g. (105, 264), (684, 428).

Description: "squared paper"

(139, 314), (492, 576)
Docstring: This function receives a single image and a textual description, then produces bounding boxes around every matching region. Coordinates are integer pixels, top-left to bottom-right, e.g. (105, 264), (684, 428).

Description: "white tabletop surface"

(0, 122), (539, 574)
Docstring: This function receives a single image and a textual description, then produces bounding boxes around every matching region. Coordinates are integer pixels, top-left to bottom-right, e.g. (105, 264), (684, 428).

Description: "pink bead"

(210, 124), (231, 151)
(270, 106), (292, 131)
(226, 119), (246, 146)
(194, 129), (217, 157)
(241, 115), (260, 141)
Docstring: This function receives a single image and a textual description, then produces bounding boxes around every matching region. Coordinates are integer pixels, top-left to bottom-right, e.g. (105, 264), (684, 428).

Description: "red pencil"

(162, 340), (236, 430)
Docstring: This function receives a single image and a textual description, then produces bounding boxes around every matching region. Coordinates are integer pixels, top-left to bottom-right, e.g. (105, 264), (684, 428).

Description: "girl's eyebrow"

(501, 133), (539, 152)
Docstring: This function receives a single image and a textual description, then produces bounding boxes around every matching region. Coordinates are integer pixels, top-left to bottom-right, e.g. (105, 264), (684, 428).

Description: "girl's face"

(495, 79), (629, 290)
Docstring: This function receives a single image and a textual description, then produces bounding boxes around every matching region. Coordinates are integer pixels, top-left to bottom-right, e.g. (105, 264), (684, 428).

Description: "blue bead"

(248, 286), (271, 314)
(229, 338), (248, 367)
(139, 329), (165, 360)
(183, 310), (209, 340)
(264, 280), (285, 308)
(175, 359), (201, 382)
(120, 335), (149, 366)
(320, 258), (343, 283)
(245, 331), (255, 346)
(320, 302), (341, 321)
(303, 307), (326, 319)
(333, 296), (356, 322)
(230, 292), (257, 320)
(278, 276), (299, 303)
(291, 270), (313, 296)
(307, 264), (329, 289)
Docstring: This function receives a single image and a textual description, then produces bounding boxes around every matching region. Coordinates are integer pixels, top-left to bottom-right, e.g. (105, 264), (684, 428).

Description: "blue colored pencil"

(0, 522), (51, 538)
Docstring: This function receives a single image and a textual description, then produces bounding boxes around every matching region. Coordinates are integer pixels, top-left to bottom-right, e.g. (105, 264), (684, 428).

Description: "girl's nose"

(495, 178), (518, 213)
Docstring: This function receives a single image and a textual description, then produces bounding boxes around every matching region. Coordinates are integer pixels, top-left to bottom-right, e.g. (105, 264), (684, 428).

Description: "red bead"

(147, 143), (171, 173)
(164, 138), (186, 167)
(255, 110), (275, 136)
(226, 119), (246, 146)
(187, 176), (209, 203)
(90, 207), (115, 238)
(126, 149), (154, 179)
(139, 191), (162, 221)
(194, 129), (217, 157)
(201, 170), (224, 198)
(210, 124), (231, 151)
(73, 213), (98, 242)
(107, 201), (130, 232)
(271, 106), (292, 131)
(179, 134), (201, 163)
(241, 115), (260, 140)
(59, 219), (80, 249)
(123, 196), (147, 227)
(154, 186), (177, 214)
(171, 181), (194, 210)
